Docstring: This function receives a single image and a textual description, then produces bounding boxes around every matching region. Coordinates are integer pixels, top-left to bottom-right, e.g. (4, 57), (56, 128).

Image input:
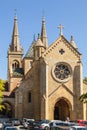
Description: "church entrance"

(0, 101), (12, 118)
(54, 98), (70, 121)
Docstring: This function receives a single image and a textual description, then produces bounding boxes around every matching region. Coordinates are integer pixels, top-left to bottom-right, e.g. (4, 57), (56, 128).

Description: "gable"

(42, 35), (81, 61)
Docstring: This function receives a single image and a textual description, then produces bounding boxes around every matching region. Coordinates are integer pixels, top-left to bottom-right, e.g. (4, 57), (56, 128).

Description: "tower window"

(15, 46), (17, 51)
(12, 60), (19, 71)
(28, 92), (31, 103)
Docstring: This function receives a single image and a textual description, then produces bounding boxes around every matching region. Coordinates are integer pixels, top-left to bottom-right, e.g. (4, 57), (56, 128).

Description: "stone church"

(2, 15), (87, 121)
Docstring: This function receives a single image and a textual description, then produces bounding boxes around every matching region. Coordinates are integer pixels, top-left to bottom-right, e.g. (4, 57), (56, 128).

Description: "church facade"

(2, 15), (87, 121)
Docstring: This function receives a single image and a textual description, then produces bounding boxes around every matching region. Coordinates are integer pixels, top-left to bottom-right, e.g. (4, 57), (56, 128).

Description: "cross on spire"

(14, 9), (17, 16)
(58, 24), (64, 36)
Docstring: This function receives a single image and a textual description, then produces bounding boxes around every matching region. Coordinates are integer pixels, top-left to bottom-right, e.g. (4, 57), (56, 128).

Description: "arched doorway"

(54, 98), (70, 121)
(0, 101), (12, 118)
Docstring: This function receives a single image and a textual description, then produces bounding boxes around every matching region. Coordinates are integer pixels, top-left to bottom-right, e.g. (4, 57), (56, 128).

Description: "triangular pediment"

(48, 84), (74, 98)
(42, 35), (81, 59)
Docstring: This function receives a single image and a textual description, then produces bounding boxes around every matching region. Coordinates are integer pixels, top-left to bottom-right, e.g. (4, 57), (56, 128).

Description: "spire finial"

(58, 24), (64, 36)
(70, 35), (78, 49)
(14, 9), (17, 21)
(33, 34), (36, 41)
(14, 9), (17, 16)
(71, 35), (74, 42)
(38, 33), (40, 39)
(42, 9), (45, 17)
(42, 9), (45, 23)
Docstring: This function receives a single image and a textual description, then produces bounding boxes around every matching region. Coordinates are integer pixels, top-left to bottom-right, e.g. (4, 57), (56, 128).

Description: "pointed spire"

(70, 35), (78, 49)
(10, 15), (23, 52)
(35, 33), (45, 47)
(41, 16), (48, 48)
(34, 33), (45, 60)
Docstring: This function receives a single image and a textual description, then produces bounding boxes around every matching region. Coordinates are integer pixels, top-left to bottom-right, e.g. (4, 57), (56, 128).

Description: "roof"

(71, 126), (86, 128)
(5, 126), (19, 130)
(25, 40), (36, 58)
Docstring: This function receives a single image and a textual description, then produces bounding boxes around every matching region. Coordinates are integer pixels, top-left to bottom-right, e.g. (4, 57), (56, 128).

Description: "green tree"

(83, 77), (87, 83)
(0, 79), (5, 110)
(79, 77), (87, 103)
(79, 92), (87, 103)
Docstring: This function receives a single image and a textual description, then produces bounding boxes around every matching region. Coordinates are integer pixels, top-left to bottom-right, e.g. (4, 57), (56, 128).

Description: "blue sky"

(0, 0), (87, 80)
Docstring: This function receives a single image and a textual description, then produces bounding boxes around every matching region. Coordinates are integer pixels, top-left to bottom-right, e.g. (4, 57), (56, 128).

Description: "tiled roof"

(25, 40), (36, 58)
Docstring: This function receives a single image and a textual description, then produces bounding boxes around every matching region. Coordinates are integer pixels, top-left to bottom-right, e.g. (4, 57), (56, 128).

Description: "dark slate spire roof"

(25, 38), (36, 58)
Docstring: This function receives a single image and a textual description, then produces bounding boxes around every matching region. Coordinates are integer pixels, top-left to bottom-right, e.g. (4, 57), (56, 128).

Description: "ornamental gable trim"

(42, 35), (81, 59)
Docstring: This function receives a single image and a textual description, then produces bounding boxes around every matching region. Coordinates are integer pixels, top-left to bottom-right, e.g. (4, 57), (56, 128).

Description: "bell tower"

(7, 15), (23, 92)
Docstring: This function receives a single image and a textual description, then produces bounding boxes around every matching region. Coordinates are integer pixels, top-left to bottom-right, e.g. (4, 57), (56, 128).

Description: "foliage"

(79, 92), (87, 103)
(83, 77), (87, 83)
(79, 77), (87, 103)
(0, 79), (5, 110)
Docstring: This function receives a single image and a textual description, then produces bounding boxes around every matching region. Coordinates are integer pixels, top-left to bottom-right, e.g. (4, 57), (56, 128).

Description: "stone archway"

(54, 98), (70, 121)
(0, 101), (12, 118)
